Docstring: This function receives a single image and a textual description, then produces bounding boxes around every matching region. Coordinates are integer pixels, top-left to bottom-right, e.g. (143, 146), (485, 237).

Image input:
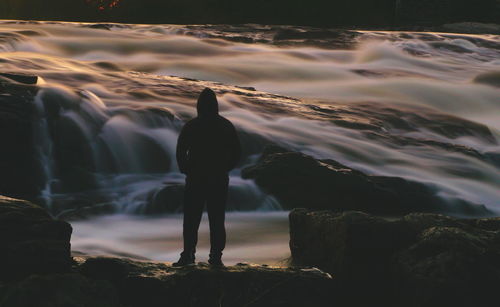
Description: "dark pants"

(182, 173), (229, 258)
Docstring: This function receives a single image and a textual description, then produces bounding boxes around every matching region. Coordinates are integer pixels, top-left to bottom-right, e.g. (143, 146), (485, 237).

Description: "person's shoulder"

(180, 117), (199, 134)
(217, 115), (236, 128)
(183, 117), (200, 127)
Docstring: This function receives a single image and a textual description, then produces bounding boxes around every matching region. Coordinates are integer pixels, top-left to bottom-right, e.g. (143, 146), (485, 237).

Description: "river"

(1, 20), (499, 263)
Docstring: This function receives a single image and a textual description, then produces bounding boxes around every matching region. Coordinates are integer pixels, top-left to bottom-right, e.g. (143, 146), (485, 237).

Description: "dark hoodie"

(176, 88), (241, 175)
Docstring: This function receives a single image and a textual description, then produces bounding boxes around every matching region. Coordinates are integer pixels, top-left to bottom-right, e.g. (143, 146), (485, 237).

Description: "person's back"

(174, 88), (241, 267)
(177, 116), (239, 176)
(176, 88), (240, 176)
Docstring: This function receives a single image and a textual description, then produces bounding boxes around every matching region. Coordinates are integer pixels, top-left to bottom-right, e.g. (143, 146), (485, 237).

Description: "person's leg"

(206, 174), (229, 263)
(181, 175), (205, 259)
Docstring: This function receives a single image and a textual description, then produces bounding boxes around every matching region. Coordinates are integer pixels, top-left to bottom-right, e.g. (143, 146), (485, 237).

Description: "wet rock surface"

(0, 255), (337, 307)
(289, 209), (500, 307)
(0, 74), (44, 201)
(242, 146), (489, 215)
(0, 256), (334, 307)
(76, 257), (334, 307)
(0, 195), (72, 281)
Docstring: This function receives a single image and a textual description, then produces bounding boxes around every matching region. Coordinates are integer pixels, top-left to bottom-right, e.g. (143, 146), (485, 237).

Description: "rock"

(145, 184), (185, 214)
(394, 226), (500, 307)
(0, 273), (119, 307)
(242, 146), (489, 215)
(0, 74), (44, 201)
(0, 256), (337, 307)
(289, 209), (500, 307)
(76, 257), (335, 307)
(0, 73), (38, 85)
(0, 195), (73, 281)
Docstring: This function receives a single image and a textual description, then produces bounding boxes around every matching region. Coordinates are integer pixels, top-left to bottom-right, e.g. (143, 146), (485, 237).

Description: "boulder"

(289, 209), (500, 307)
(76, 257), (335, 307)
(0, 195), (73, 281)
(145, 184), (185, 214)
(242, 146), (489, 215)
(0, 273), (119, 307)
(1, 255), (335, 307)
(0, 74), (44, 201)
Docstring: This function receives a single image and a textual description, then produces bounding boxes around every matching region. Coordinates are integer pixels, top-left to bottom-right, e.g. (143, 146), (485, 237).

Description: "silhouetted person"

(173, 88), (241, 267)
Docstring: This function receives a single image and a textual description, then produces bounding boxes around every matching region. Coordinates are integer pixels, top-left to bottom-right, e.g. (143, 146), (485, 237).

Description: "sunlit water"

(1, 20), (499, 263)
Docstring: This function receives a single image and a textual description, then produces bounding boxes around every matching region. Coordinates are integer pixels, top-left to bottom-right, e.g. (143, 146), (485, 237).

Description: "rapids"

(1, 20), (500, 261)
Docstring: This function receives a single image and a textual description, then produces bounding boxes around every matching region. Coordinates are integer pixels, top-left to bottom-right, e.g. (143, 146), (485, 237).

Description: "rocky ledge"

(0, 195), (334, 307)
(290, 209), (500, 307)
(2, 257), (334, 307)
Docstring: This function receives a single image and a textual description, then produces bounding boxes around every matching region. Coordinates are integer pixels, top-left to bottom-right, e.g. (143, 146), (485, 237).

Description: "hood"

(196, 87), (219, 118)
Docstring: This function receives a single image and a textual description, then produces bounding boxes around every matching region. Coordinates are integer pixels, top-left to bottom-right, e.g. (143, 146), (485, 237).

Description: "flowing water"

(1, 20), (499, 263)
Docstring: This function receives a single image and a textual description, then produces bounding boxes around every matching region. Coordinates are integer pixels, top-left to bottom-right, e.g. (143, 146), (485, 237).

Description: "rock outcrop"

(1, 257), (335, 307)
(0, 195), (334, 307)
(2, 193), (500, 306)
(0, 195), (72, 281)
(289, 209), (500, 307)
(242, 146), (489, 215)
(0, 73), (44, 201)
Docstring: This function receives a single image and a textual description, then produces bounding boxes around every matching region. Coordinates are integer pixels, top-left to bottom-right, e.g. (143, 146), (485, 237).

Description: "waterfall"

(0, 21), (498, 214)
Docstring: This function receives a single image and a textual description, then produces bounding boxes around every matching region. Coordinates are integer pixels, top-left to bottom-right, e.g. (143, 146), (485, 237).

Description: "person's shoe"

(172, 253), (195, 267)
(208, 256), (224, 267)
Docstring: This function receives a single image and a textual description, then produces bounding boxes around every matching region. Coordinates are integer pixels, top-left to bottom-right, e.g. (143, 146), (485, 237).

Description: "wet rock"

(0, 273), (119, 307)
(145, 184), (185, 214)
(77, 257), (335, 307)
(394, 226), (500, 307)
(290, 209), (500, 307)
(0, 195), (73, 281)
(0, 74), (44, 201)
(242, 146), (489, 215)
(0, 73), (38, 85)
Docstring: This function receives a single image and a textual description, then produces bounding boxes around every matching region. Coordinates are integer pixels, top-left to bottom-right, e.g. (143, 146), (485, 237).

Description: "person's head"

(197, 87), (218, 118)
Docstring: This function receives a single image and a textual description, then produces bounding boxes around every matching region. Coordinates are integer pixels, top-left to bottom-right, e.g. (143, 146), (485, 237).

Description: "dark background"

(0, 0), (499, 27)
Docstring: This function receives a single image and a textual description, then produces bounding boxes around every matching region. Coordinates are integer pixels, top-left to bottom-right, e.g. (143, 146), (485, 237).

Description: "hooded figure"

(174, 88), (241, 267)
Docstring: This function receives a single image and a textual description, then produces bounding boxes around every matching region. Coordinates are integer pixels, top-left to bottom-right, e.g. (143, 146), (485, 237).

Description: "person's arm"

(176, 124), (190, 174)
(227, 122), (241, 172)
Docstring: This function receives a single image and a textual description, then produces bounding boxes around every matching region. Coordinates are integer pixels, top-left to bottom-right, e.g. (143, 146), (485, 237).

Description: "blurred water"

(71, 211), (290, 265)
(0, 23), (499, 206)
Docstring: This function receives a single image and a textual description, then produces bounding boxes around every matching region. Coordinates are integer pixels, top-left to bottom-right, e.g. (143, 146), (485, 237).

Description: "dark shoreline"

(1, 0), (499, 31)
(2, 18), (500, 37)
